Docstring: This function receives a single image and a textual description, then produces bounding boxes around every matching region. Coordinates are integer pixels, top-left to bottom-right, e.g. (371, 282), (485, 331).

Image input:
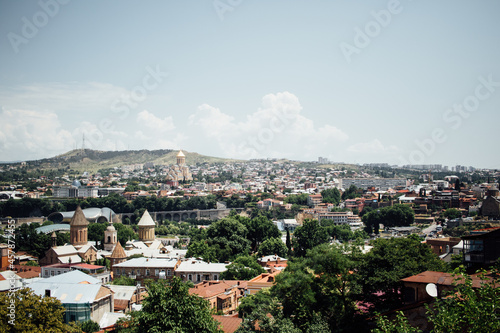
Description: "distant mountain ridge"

(4, 149), (237, 172)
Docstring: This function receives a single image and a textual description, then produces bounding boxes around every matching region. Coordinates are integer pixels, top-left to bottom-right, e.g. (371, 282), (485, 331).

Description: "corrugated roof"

(41, 270), (101, 284)
(29, 282), (102, 304)
(113, 257), (178, 268)
(176, 259), (228, 273)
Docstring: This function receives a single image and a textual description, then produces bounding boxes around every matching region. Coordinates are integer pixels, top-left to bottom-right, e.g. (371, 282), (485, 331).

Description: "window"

(167, 270), (171, 276)
(197, 274), (201, 282)
(51, 271), (55, 276)
(155, 269), (159, 276)
(145, 269), (150, 276)
(213, 274), (218, 281)
(188, 274), (192, 281)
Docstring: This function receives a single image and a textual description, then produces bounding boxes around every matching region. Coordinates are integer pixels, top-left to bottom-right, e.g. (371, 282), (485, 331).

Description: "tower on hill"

(177, 150), (186, 166)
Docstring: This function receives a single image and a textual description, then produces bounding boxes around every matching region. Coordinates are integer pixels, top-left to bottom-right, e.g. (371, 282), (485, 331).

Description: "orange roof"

(212, 315), (242, 333)
(401, 271), (492, 288)
(189, 280), (246, 299)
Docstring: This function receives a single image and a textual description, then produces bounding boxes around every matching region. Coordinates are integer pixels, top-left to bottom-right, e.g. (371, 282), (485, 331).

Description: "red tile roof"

(212, 315), (242, 333)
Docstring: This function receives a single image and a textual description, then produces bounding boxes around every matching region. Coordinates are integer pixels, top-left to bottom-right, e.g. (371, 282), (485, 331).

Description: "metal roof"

(113, 257), (178, 268)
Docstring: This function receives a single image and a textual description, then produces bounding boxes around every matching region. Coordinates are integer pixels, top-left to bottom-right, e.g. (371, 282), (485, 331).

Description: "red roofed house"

(189, 280), (247, 315)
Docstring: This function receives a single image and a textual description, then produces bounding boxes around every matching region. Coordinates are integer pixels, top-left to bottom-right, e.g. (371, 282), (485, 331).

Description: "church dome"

(106, 224), (116, 232)
(72, 179), (82, 188)
(177, 150), (185, 157)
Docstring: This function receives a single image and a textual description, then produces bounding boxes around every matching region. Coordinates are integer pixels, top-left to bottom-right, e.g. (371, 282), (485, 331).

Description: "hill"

(16, 149), (237, 172)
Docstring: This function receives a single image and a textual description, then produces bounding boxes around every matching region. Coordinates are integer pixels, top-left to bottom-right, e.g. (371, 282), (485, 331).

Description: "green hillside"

(19, 149), (238, 172)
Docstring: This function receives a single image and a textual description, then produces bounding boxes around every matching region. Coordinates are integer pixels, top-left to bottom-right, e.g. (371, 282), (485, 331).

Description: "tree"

(206, 217), (251, 262)
(186, 240), (217, 263)
(357, 235), (447, 312)
(443, 208), (461, 220)
(374, 268), (500, 333)
(363, 205), (414, 234)
(321, 188), (341, 205)
(112, 275), (136, 286)
(80, 320), (100, 333)
(118, 277), (222, 333)
(239, 216), (281, 252)
(292, 219), (329, 257)
(258, 237), (288, 258)
(0, 288), (81, 332)
(341, 185), (361, 200)
(286, 228), (292, 256)
(220, 255), (265, 280)
(271, 244), (363, 332)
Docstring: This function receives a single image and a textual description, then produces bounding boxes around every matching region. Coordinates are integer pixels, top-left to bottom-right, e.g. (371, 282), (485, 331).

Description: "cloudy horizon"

(1, 1), (499, 169)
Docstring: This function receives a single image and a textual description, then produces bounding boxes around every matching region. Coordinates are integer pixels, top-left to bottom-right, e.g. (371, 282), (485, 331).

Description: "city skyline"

(1, 1), (499, 168)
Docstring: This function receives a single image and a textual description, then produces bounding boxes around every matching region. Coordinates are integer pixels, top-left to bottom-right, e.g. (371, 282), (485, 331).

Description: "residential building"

(462, 227), (500, 269)
(307, 194), (322, 208)
(41, 263), (110, 283)
(112, 257), (180, 283)
(107, 284), (147, 313)
(175, 259), (228, 283)
(189, 280), (247, 315)
(28, 270), (114, 324)
(247, 271), (281, 295)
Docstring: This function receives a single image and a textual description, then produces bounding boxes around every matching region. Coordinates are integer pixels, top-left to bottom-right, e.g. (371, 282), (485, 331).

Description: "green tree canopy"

(0, 288), (81, 332)
(239, 216), (281, 252)
(357, 235), (447, 312)
(362, 204), (415, 234)
(321, 188), (341, 205)
(258, 237), (288, 258)
(117, 277), (222, 333)
(220, 255), (265, 280)
(206, 217), (251, 262)
(292, 219), (329, 257)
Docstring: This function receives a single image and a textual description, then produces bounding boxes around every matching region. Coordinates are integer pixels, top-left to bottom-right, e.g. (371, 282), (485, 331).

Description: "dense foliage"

(0, 288), (81, 332)
(362, 204), (415, 234)
(115, 277), (222, 333)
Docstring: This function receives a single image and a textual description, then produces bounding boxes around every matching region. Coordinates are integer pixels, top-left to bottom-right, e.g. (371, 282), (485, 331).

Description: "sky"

(1, 1), (499, 169)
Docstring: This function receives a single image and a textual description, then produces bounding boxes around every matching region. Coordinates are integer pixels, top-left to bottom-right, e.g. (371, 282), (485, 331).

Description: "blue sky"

(1, 1), (499, 169)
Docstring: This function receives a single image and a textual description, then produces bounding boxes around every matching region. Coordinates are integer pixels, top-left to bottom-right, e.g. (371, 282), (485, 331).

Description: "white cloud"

(0, 108), (75, 160)
(188, 92), (349, 160)
(136, 110), (175, 132)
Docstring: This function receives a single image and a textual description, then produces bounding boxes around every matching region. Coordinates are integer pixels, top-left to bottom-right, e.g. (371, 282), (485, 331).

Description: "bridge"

(117, 208), (243, 224)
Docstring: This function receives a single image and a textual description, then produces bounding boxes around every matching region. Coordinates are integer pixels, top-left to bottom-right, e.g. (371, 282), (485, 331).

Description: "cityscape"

(1, 1), (500, 333)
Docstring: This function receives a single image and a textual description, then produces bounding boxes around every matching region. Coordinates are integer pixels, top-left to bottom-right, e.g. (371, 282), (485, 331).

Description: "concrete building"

(340, 178), (407, 190)
(175, 259), (228, 283)
(113, 257), (180, 283)
(28, 270), (114, 324)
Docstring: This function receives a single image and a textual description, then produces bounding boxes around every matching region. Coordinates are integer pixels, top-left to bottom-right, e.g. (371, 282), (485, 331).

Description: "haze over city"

(1, 1), (499, 169)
